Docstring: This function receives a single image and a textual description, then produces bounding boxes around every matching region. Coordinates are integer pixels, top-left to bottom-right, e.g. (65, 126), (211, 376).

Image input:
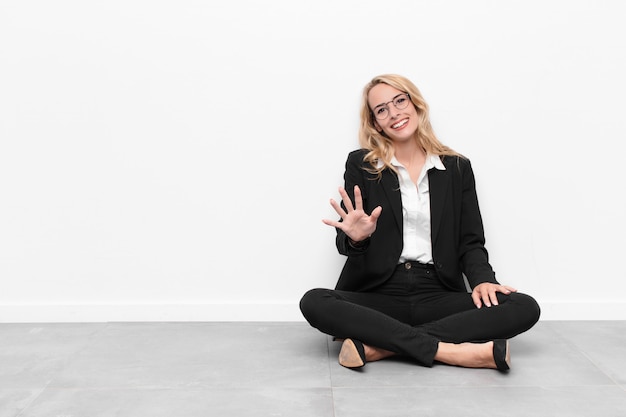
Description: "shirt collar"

(427, 154), (446, 171)
(382, 153), (447, 171)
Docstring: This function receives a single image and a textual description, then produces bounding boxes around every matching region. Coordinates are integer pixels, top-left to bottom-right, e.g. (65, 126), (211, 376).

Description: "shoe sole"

(339, 339), (365, 368)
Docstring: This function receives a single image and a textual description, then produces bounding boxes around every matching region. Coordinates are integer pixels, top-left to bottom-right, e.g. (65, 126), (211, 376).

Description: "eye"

(395, 96), (407, 105)
(376, 107), (387, 115)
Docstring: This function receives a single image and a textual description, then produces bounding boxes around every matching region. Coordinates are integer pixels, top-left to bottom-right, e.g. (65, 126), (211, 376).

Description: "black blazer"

(334, 149), (498, 293)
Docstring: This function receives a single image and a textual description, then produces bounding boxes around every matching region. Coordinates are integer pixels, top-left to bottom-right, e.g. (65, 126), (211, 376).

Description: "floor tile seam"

(14, 385), (48, 417)
(16, 386), (335, 392)
(325, 336), (338, 417)
(544, 322), (624, 387)
(100, 321), (309, 327)
(568, 343), (624, 388)
(329, 383), (625, 390)
(41, 323), (113, 388)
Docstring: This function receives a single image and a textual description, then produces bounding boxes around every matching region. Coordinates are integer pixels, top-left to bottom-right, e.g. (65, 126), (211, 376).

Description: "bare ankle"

(434, 341), (496, 369)
(363, 344), (395, 362)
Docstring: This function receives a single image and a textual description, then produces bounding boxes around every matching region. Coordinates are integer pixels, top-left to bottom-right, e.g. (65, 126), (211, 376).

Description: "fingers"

(487, 289), (499, 307)
(328, 198), (347, 219)
(353, 185), (363, 211)
(337, 187), (354, 212)
(471, 291), (483, 309)
(369, 206), (383, 224)
(337, 185), (366, 212)
(323, 186), (360, 223)
(322, 186), (381, 237)
(503, 285), (518, 293)
(321, 218), (341, 228)
(473, 288), (494, 308)
(472, 283), (517, 309)
(471, 287), (492, 308)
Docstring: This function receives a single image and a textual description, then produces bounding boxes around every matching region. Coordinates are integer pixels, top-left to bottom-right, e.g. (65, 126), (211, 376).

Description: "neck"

(394, 141), (425, 165)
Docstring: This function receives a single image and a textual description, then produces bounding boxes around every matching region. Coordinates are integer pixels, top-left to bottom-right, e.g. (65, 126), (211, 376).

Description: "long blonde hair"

(359, 74), (461, 177)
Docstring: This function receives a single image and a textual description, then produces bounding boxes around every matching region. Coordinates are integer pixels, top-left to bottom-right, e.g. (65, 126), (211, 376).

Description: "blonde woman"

(300, 75), (540, 370)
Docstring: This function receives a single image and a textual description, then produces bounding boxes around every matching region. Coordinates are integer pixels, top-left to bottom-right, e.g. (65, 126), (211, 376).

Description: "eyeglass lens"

(373, 94), (410, 120)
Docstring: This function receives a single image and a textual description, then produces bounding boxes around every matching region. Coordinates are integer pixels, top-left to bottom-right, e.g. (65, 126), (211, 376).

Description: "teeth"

(392, 119), (408, 129)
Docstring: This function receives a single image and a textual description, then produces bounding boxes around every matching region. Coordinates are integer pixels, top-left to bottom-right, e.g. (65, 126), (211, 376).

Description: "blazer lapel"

(380, 170), (403, 232)
(428, 167), (449, 245)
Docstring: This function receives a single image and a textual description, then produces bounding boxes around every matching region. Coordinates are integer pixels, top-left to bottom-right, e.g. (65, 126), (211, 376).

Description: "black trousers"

(299, 262), (541, 367)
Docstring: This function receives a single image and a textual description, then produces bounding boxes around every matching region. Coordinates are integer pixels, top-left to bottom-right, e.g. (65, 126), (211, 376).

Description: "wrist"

(348, 235), (371, 248)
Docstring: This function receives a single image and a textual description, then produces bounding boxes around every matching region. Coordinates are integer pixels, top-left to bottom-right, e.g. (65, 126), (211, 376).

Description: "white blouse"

(391, 154), (446, 264)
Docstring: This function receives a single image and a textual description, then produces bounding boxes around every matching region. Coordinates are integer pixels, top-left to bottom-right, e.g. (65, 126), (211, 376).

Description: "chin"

(387, 128), (418, 142)
(389, 134), (414, 143)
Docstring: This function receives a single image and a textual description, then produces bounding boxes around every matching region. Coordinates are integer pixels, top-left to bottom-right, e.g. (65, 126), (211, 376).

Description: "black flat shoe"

(493, 339), (510, 371)
(339, 338), (366, 369)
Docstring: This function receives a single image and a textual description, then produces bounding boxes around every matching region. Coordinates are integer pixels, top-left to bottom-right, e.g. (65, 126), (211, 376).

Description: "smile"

(391, 119), (408, 129)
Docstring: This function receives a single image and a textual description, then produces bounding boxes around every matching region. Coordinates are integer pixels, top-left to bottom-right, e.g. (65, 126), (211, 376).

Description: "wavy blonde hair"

(359, 74), (461, 177)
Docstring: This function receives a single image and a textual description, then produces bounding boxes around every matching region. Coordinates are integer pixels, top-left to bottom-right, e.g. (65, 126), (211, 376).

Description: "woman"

(300, 74), (540, 371)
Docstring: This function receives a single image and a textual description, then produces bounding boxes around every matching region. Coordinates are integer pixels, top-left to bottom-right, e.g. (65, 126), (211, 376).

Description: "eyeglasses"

(371, 93), (411, 120)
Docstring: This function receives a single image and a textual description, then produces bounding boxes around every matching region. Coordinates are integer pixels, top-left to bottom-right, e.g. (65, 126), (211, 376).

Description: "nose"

(389, 109), (401, 119)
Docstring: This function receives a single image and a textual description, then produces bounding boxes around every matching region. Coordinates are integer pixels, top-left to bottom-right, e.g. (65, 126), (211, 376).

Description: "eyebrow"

(372, 93), (406, 109)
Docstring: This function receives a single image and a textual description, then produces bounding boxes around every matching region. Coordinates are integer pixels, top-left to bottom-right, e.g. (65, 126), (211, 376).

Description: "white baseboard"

(538, 301), (626, 320)
(0, 300), (625, 323)
(0, 303), (305, 323)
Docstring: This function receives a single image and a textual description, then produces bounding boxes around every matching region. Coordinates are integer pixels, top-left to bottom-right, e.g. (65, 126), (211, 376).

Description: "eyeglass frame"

(370, 93), (412, 120)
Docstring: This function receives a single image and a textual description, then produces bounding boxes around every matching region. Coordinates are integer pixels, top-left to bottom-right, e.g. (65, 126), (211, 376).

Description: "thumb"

(370, 206), (383, 221)
(471, 291), (482, 309)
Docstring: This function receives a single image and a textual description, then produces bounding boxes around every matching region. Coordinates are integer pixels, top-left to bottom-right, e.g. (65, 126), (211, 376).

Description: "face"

(368, 83), (418, 143)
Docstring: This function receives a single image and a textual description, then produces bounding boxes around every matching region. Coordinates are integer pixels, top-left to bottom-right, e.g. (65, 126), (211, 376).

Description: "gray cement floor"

(1, 321), (626, 416)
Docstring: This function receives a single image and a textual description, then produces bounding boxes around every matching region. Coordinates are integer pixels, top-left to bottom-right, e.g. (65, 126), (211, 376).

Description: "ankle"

(363, 344), (395, 362)
(435, 341), (496, 369)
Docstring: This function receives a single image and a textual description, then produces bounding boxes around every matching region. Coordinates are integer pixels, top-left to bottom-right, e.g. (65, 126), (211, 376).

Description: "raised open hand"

(322, 185), (382, 243)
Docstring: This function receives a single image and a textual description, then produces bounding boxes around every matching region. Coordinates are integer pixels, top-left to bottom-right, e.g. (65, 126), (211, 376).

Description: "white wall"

(1, 0), (624, 322)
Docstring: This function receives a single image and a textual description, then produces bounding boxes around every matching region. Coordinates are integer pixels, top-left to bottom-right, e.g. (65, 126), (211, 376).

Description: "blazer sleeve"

(335, 150), (371, 256)
(332, 150), (403, 292)
(458, 159), (499, 288)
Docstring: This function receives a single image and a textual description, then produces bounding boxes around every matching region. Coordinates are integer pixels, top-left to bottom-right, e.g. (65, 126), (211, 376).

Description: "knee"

(511, 292), (541, 329)
(299, 288), (329, 326)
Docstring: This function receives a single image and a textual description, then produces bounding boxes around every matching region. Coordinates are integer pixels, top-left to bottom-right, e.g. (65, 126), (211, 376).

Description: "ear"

(374, 121), (382, 132)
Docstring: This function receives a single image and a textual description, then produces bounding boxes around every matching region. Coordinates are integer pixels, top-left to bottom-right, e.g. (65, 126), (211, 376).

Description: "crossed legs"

(300, 285), (540, 369)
